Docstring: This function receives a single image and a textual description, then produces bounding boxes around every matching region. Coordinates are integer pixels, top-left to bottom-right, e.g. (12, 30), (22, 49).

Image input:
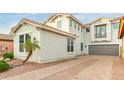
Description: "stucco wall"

(14, 23), (76, 63)
(84, 19), (121, 55)
(45, 15), (70, 33)
(90, 19), (111, 42)
(83, 31), (91, 54)
(39, 29), (76, 63)
(69, 19), (85, 55)
(14, 24), (41, 62)
(45, 15), (86, 56)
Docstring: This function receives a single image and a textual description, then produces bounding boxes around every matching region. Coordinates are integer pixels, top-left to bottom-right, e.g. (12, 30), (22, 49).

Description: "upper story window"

(81, 27), (83, 32)
(112, 22), (119, 30)
(57, 20), (62, 28)
(86, 28), (90, 32)
(70, 19), (73, 27)
(74, 21), (76, 29)
(78, 25), (80, 31)
(95, 24), (106, 38)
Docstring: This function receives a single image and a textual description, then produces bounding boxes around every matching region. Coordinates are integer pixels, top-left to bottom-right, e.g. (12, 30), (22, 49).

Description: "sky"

(0, 13), (124, 34)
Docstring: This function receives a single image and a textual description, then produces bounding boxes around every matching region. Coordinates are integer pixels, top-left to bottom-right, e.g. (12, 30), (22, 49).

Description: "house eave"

(11, 18), (77, 39)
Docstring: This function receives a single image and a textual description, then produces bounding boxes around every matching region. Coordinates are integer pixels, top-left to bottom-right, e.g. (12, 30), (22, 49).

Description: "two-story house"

(85, 17), (121, 56)
(44, 13), (86, 55)
(10, 13), (121, 63)
(11, 14), (86, 63)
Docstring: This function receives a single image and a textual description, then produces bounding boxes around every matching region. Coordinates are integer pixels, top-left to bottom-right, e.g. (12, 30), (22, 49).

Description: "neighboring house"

(119, 17), (124, 59)
(0, 34), (13, 56)
(11, 13), (122, 63)
(85, 17), (121, 56)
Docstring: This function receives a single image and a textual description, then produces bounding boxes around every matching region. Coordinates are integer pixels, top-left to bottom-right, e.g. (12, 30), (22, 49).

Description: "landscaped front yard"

(1, 55), (124, 80)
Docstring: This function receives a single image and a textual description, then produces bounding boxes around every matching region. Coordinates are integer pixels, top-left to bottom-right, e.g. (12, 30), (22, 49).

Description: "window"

(57, 21), (62, 28)
(25, 34), (31, 52)
(67, 38), (74, 52)
(81, 28), (87, 32)
(70, 19), (72, 27)
(95, 24), (106, 38)
(67, 38), (70, 52)
(26, 34), (31, 41)
(70, 39), (74, 52)
(86, 28), (90, 32)
(74, 21), (76, 29)
(78, 25), (80, 31)
(19, 35), (24, 52)
(19, 34), (31, 52)
(112, 22), (119, 30)
(81, 27), (83, 32)
(81, 42), (83, 51)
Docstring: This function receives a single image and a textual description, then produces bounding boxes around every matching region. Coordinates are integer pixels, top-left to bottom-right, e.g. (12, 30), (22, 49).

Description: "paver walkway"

(3, 55), (124, 80)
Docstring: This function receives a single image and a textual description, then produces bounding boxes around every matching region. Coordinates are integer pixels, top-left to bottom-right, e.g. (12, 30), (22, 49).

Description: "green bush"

(0, 60), (10, 72)
(3, 52), (14, 60)
(0, 60), (6, 63)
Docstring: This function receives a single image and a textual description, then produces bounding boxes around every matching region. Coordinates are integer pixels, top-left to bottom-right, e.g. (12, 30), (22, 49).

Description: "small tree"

(23, 39), (40, 63)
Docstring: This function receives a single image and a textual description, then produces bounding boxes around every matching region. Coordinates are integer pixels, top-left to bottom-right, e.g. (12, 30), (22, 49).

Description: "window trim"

(70, 19), (73, 27)
(57, 20), (62, 28)
(74, 21), (76, 29)
(80, 42), (83, 51)
(67, 38), (74, 52)
(78, 25), (80, 31)
(81, 27), (83, 32)
(95, 24), (107, 38)
(19, 34), (31, 53)
(19, 35), (24, 52)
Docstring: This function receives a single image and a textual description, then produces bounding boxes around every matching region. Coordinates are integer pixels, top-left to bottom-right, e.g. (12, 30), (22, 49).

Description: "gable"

(88, 18), (112, 26)
(44, 13), (86, 28)
(13, 23), (35, 35)
(11, 18), (77, 39)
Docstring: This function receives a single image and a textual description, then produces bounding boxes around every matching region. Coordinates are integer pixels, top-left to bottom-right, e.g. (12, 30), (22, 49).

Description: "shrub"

(0, 60), (6, 63)
(0, 60), (10, 72)
(3, 52), (14, 60)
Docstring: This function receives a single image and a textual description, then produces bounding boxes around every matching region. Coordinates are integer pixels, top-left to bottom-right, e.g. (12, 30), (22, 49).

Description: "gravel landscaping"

(0, 58), (75, 79)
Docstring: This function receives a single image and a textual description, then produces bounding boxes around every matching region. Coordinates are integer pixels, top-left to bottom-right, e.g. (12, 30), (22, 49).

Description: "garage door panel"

(89, 44), (119, 56)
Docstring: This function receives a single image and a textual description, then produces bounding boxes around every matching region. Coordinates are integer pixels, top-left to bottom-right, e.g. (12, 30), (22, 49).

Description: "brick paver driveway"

(3, 55), (124, 80)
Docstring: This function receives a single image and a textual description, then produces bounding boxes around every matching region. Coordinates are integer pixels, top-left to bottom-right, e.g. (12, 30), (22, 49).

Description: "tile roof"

(86, 17), (112, 25)
(11, 18), (77, 39)
(43, 13), (87, 28)
(111, 16), (123, 22)
(0, 33), (13, 41)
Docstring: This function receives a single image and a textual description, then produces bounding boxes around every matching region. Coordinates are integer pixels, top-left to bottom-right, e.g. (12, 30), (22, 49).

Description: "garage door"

(89, 44), (119, 56)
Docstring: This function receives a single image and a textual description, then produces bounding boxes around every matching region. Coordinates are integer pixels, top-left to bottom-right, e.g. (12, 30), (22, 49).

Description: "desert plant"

(23, 39), (40, 63)
(0, 60), (10, 72)
(3, 52), (14, 60)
